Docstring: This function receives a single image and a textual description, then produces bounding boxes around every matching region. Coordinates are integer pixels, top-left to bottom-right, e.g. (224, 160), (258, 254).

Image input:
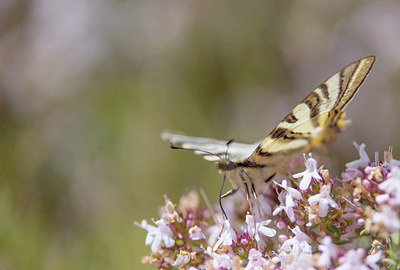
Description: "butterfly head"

(217, 139), (236, 171)
(169, 139), (237, 171)
(221, 159), (235, 171)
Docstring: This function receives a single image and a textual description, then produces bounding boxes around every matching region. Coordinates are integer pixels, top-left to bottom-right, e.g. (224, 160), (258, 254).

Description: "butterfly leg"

(240, 169), (263, 220)
(243, 182), (254, 215)
(251, 182), (263, 220)
(221, 188), (239, 199)
(265, 172), (277, 183)
(219, 175), (239, 220)
(243, 181), (258, 231)
(218, 175), (229, 220)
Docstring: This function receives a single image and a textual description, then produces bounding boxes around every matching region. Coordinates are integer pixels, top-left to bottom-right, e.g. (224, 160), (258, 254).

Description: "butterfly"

(162, 56), (375, 218)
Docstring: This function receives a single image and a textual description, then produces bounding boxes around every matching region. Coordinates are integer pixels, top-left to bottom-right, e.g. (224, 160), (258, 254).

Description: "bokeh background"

(1, 0), (400, 269)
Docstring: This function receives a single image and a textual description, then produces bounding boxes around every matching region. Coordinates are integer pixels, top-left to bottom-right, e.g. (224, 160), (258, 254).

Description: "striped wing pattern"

(161, 55), (375, 195)
(249, 56), (375, 165)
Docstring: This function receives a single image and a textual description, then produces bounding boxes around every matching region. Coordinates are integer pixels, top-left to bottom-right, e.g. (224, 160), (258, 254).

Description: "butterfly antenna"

(169, 142), (223, 160)
(224, 139), (234, 160)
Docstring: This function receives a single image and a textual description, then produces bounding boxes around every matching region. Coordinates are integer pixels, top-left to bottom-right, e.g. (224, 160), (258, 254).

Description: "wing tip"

(160, 130), (170, 141)
(363, 55), (376, 65)
(160, 130), (176, 141)
(160, 130), (185, 141)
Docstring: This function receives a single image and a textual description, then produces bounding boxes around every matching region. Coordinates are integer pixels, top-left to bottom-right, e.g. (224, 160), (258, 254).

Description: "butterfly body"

(218, 158), (270, 194)
(162, 56), (375, 198)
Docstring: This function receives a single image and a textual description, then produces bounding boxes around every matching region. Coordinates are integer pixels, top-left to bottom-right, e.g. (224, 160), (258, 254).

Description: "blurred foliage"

(0, 0), (400, 269)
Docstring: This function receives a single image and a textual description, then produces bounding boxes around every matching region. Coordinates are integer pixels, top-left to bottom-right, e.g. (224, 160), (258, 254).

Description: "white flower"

(346, 142), (370, 169)
(275, 179), (302, 201)
(213, 220), (237, 251)
(290, 225), (312, 243)
(308, 184), (338, 217)
(336, 248), (369, 270)
(205, 247), (233, 269)
(246, 214), (276, 249)
(271, 250), (290, 266)
(280, 226), (312, 254)
(378, 166), (400, 205)
(365, 251), (382, 270)
(135, 220), (157, 246)
(277, 227), (313, 269)
(375, 193), (389, 204)
(383, 146), (400, 169)
(372, 205), (400, 232)
(188, 225), (205, 240)
(244, 249), (267, 270)
(317, 236), (337, 268)
(293, 154), (322, 190)
(273, 191), (296, 222)
(286, 253), (315, 270)
(160, 194), (181, 223)
(134, 219), (175, 252)
(335, 248), (381, 270)
(246, 215), (276, 238)
(207, 215), (224, 245)
(341, 168), (363, 181)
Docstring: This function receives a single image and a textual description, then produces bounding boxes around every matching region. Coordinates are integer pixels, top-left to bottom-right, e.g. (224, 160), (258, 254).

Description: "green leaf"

(392, 231), (399, 247)
(381, 258), (397, 266)
(333, 240), (351, 245)
(386, 250), (399, 261)
(235, 247), (245, 256)
(325, 223), (341, 237)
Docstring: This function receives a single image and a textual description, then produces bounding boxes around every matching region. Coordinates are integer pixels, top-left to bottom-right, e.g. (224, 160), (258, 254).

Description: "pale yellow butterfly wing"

(249, 56), (375, 165)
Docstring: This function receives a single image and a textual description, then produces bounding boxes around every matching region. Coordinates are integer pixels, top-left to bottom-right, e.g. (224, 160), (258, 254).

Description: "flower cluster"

(136, 143), (400, 269)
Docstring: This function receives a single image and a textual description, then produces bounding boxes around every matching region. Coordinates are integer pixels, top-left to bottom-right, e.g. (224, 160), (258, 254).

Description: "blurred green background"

(1, 0), (400, 269)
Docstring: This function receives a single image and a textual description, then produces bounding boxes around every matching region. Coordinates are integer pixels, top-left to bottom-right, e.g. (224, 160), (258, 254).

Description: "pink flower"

(336, 248), (368, 270)
(341, 168), (364, 181)
(379, 167), (400, 205)
(244, 249), (267, 270)
(188, 225), (206, 240)
(160, 194), (181, 223)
